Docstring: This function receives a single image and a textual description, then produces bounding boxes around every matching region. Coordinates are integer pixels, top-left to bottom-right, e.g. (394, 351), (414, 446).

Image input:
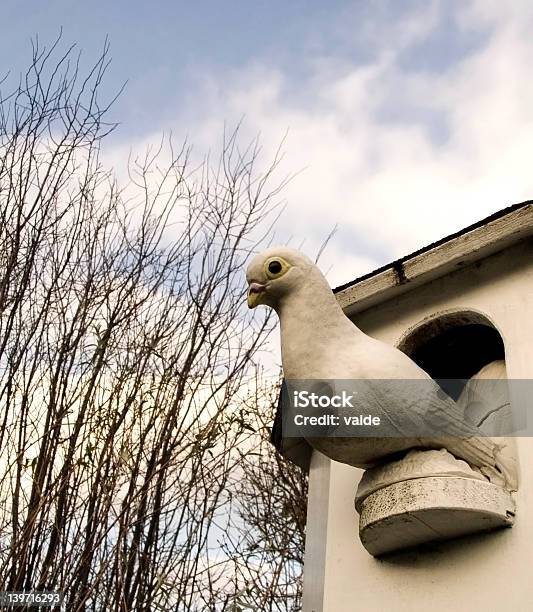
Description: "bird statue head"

(246, 246), (330, 311)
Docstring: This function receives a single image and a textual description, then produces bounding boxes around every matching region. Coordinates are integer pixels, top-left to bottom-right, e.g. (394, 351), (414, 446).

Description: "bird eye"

(268, 260), (283, 275)
(264, 256), (290, 279)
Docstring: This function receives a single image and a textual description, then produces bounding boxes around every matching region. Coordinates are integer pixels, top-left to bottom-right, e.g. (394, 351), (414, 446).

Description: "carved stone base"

(355, 448), (487, 509)
(358, 476), (515, 556)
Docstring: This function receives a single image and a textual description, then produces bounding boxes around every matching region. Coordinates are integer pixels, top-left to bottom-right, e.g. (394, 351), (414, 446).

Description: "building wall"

(302, 238), (533, 612)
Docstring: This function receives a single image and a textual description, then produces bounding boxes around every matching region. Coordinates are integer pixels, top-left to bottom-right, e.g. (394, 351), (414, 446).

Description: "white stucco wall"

(302, 238), (533, 612)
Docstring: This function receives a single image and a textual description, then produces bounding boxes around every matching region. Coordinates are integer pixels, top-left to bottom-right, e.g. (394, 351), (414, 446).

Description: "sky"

(3, 0), (533, 287)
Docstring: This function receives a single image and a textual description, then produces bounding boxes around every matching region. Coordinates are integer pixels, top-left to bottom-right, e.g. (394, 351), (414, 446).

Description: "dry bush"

(0, 36), (306, 611)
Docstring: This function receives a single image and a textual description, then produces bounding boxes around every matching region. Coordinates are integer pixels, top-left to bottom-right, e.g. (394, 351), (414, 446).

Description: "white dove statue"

(246, 246), (515, 489)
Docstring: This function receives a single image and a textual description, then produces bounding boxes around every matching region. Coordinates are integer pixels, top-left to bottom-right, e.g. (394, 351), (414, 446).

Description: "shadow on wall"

(377, 523), (511, 567)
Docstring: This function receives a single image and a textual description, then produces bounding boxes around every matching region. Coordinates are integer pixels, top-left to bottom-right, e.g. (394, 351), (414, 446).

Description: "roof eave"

(334, 201), (533, 316)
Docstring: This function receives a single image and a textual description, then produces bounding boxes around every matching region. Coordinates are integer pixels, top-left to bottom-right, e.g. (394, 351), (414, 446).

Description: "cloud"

(103, 1), (533, 288)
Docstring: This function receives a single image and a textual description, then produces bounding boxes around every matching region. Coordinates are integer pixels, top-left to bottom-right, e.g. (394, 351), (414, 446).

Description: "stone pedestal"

(357, 475), (515, 556)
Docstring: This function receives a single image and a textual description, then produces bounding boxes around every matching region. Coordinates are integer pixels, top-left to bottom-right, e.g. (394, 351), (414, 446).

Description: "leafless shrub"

(220, 383), (308, 612)
(0, 36), (305, 611)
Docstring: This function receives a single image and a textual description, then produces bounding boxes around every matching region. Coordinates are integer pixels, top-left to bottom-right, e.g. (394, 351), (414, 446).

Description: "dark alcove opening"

(398, 315), (505, 400)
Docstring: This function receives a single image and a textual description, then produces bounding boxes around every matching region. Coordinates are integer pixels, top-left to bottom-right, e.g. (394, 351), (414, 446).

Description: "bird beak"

(247, 282), (266, 308)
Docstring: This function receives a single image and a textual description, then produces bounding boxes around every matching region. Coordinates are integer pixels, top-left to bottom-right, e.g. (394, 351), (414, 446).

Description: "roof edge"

(334, 200), (533, 315)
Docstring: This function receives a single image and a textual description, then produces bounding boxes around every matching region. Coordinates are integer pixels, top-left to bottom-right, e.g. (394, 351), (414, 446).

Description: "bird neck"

(276, 276), (362, 378)
(277, 283), (342, 321)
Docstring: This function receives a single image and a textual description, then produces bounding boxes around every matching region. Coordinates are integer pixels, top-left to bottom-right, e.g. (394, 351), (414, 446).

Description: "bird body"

(246, 246), (513, 488)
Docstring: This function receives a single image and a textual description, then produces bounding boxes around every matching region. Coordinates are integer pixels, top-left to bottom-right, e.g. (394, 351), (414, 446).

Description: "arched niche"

(396, 310), (505, 400)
